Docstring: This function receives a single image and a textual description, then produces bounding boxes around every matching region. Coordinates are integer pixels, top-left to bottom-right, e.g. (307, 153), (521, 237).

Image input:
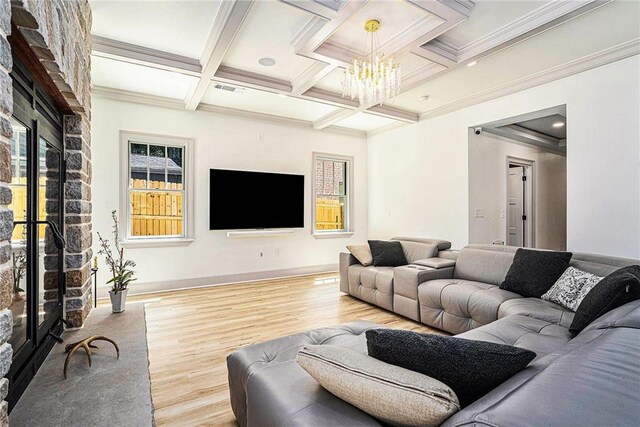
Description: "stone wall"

(0, 0), (14, 422)
(0, 0), (91, 419)
(10, 0), (93, 329)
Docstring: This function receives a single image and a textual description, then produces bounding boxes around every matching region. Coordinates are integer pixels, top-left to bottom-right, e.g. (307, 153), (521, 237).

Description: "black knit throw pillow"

(569, 265), (640, 336)
(366, 329), (536, 407)
(367, 240), (407, 267)
(500, 248), (573, 297)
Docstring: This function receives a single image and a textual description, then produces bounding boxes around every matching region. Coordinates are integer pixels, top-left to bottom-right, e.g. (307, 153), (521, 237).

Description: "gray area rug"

(10, 304), (154, 426)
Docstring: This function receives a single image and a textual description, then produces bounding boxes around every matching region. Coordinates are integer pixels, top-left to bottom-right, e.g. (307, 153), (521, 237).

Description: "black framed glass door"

(7, 55), (66, 410)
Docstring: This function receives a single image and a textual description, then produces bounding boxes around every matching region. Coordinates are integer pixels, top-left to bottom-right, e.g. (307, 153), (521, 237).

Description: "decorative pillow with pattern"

(541, 267), (603, 311)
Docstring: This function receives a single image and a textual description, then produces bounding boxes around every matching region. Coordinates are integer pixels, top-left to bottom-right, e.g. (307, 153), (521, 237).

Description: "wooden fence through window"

(130, 179), (183, 237)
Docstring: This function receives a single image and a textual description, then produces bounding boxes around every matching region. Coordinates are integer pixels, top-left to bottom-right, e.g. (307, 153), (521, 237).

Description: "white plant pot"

(109, 289), (128, 313)
(9, 293), (25, 326)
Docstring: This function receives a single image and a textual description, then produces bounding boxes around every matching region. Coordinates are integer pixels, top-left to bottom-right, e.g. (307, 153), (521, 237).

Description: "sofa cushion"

(541, 266), (603, 311)
(297, 345), (460, 427)
(368, 240), (407, 267)
(347, 244), (373, 266)
(569, 265), (640, 335)
(500, 248), (573, 298)
(348, 265), (394, 311)
(398, 241), (438, 263)
(498, 298), (575, 328)
(227, 322), (383, 427)
(418, 279), (522, 334)
(443, 311), (640, 427)
(457, 314), (572, 359)
(366, 329), (536, 407)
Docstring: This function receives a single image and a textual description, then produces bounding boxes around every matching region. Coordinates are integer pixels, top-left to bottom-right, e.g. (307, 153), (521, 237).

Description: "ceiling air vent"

(213, 83), (243, 93)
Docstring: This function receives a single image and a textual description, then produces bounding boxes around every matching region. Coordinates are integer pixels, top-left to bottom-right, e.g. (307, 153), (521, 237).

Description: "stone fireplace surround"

(0, 0), (92, 419)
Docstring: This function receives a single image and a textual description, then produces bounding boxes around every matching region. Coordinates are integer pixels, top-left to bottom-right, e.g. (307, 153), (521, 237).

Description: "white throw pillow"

(347, 244), (373, 266)
(542, 266), (603, 311)
(296, 345), (460, 427)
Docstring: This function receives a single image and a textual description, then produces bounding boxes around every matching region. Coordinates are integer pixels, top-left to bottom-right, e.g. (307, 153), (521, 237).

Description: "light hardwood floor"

(116, 273), (440, 426)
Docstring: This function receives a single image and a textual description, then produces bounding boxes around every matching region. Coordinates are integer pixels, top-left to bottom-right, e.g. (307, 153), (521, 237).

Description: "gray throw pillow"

(542, 267), (603, 311)
(347, 244), (373, 266)
(296, 345), (460, 427)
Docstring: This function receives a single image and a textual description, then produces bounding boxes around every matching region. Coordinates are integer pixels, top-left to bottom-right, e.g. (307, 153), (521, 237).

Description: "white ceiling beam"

(313, 109), (357, 130)
(454, 0), (608, 63)
(278, 0), (338, 20)
(91, 35), (202, 77)
(215, 65), (292, 93)
(184, 0), (254, 111)
(291, 61), (335, 95)
(303, 87), (419, 123)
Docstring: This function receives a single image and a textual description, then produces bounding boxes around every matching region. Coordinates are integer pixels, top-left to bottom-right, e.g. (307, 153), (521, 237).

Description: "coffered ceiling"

(90, 0), (640, 136)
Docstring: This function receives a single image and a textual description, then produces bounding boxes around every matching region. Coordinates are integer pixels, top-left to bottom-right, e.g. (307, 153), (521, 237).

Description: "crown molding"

(419, 39), (640, 121)
(366, 121), (408, 137)
(91, 86), (366, 138)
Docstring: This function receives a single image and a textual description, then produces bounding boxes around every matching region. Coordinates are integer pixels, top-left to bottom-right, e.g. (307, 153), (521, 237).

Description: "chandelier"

(342, 19), (401, 107)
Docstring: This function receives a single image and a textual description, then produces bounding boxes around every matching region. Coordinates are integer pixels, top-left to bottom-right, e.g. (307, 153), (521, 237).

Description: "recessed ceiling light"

(258, 57), (276, 67)
(552, 121), (565, 128)
(419, 95), (430, 101)
(466, 61), (478, 67)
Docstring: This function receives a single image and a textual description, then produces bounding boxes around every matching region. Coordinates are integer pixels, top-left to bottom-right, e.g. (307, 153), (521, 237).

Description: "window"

(120, 132), (194, 246)
(312, 153), (353, 236)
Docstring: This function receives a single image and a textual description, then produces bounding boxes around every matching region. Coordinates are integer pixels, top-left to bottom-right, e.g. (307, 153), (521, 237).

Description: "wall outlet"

(275, 248), (281, 257)
(258, 250), (264, 258)
(501, 209), (505, 219)
(474, 208), (485, 218)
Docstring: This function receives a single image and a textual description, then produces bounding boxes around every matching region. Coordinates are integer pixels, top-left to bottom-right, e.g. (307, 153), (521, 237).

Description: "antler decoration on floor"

(63, 335), (120, 379)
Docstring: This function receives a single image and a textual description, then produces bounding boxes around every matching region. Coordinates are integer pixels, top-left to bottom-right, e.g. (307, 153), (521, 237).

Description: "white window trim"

(311, 152), (354, 238)
(119, 130), (195, 247)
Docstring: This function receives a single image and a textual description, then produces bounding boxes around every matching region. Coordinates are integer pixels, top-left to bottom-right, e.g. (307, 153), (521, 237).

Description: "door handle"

(13, 220), (66, 249)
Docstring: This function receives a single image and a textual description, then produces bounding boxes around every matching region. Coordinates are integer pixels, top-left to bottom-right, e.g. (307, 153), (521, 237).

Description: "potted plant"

(98, 210), (136, 313)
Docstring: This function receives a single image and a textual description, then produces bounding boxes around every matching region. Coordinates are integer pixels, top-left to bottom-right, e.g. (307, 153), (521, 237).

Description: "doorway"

(506, 158), (534, 247)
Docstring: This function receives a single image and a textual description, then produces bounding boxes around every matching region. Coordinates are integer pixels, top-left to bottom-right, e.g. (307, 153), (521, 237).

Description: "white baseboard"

(94, 264), (339, 300)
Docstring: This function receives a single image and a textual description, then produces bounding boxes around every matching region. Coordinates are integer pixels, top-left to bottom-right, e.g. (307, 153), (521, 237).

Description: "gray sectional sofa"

(228, 243), (640, 426)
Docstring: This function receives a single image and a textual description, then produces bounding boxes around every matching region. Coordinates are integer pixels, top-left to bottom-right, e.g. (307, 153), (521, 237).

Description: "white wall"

(368, 56), (640, 258)
(468, 131), (567, 250)
(91, 97), (368, 294)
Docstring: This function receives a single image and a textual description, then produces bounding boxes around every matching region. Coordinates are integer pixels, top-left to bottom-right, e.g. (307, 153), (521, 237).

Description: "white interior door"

(508, 166), (525, 246)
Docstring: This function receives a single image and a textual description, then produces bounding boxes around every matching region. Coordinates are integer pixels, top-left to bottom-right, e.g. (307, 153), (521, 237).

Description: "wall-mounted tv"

(209, 169), (304, 230)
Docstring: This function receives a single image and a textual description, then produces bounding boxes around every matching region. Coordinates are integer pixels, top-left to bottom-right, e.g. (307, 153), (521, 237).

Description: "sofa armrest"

(339, 252), (359, 293)
(413, 257), (456, 269)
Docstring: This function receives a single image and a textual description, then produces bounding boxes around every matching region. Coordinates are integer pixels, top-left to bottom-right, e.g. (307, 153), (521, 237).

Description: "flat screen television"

(209, 168), (304, 230)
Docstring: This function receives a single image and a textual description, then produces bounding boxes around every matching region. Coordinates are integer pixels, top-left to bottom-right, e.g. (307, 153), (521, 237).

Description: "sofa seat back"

(452, 245), (516, 285)
(390, 237), (444, 264)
